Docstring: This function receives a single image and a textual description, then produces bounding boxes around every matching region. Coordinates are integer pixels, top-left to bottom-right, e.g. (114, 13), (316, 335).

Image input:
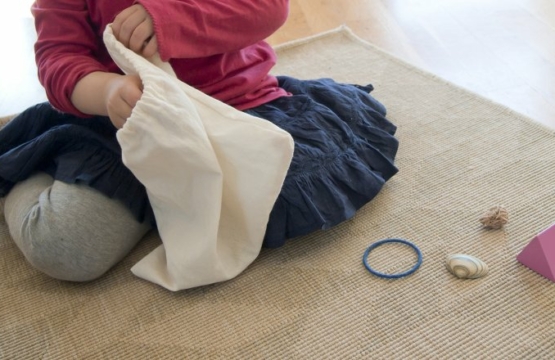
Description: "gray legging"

(3, 172), (151, 282)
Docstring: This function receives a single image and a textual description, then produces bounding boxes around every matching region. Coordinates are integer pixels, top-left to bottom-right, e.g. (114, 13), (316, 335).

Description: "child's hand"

(105, 74), (143, 128)
(112, 5), (158, 58)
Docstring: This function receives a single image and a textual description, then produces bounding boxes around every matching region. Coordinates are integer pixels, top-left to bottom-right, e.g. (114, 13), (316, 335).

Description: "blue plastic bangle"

(362, 238), (422, 279)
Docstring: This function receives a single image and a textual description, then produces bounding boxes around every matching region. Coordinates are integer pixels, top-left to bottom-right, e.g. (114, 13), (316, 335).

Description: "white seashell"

(446, 254), (489, 279)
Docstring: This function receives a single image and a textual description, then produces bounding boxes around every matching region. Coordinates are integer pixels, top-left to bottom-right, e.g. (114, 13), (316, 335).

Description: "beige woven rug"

(2, 27), (555, 359)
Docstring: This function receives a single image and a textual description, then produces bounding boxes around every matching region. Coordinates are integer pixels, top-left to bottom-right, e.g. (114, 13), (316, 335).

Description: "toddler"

(0, 0), (399, 282)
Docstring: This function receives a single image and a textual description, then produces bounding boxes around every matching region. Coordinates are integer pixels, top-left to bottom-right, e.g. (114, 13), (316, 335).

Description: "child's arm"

(135, 0), (289, 61)
(33, 0), (141, 127)
(33, 0), (106, 116)
(71, 72), (143, 129)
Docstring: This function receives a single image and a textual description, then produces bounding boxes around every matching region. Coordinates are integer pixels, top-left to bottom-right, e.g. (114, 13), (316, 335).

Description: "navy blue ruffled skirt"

(0, 76), (398, 248)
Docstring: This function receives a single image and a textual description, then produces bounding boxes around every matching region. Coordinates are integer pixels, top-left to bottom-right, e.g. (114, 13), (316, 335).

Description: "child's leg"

(4, 172), (150, 282)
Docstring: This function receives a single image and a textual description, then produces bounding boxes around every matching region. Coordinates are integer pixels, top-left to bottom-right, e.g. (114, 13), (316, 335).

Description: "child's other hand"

(112, 5), (158, 58)
(105, 74), (143, 128)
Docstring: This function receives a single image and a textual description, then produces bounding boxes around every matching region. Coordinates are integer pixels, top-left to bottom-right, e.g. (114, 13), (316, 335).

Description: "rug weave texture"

(2, 27), (555, 359)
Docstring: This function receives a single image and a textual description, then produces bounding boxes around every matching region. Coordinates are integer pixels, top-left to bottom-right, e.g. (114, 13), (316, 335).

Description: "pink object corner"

(517, 223), (555, 282)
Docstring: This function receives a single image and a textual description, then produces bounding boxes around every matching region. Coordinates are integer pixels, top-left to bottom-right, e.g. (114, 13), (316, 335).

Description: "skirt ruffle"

(0, 76), (398, 248)
(246, 77), (398, 247)
(0, 103), (155, 224)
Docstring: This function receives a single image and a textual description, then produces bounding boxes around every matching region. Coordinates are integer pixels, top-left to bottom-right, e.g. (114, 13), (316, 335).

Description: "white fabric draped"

(104, 26), (294, 291)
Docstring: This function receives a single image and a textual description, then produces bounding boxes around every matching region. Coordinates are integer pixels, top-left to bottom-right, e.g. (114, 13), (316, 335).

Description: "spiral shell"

(446, 254), (489, 279)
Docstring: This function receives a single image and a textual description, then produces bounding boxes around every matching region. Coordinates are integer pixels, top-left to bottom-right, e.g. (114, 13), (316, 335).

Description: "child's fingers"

(107, 97), (129, 128)
(112, 6), (137, 37)
(110, 112), (127, 129)
(129, 20), (154, 54)
(117, 16), (146, 48)
(107, 75), (143, 128)
(113, 5), (155, 55)
(121, 76), (143, 109)
(122, 86), (142, 110)
(110, 96), (136, 129)
(142, 36), (158, 58)
(107, 95), (132, 128)
(113, 5), (150, 48)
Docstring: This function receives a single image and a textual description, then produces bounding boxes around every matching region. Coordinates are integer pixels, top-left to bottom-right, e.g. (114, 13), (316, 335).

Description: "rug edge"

(275, 26), (555, 136)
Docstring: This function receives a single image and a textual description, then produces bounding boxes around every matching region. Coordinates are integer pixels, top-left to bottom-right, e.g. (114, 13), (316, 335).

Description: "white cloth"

(103, 26), (294, 291)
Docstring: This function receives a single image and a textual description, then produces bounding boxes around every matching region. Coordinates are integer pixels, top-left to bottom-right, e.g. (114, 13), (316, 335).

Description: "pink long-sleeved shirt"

(32, 0), (290, 116)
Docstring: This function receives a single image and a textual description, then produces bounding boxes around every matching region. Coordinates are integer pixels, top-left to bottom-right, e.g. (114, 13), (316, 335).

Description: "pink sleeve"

(32, 0), (108, 116)
(136, 0), (289, 61)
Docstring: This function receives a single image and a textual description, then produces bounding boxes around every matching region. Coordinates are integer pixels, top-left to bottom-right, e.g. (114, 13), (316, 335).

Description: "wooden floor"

(1, 0), (554, 128)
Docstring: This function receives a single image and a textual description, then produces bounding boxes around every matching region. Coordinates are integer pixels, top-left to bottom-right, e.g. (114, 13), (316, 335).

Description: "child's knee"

(4, 174), (149, 282)
(18, 225), (110, 282)
(7, 200), (112, 282)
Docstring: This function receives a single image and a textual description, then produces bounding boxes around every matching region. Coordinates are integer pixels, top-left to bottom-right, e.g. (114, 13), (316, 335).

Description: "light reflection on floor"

(0, 0), (47, 116)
